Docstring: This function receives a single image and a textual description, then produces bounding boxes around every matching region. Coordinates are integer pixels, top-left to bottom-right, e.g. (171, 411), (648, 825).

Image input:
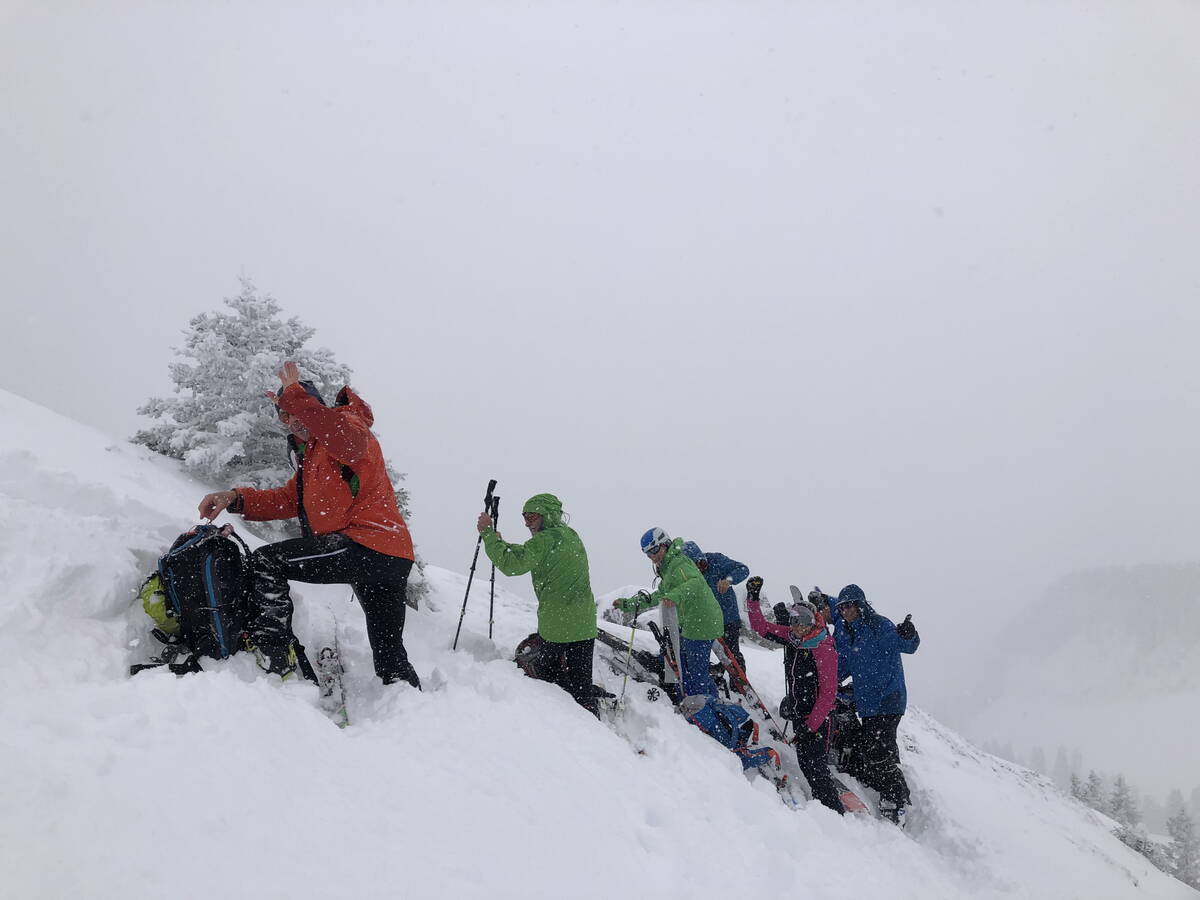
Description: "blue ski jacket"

(681, 543), (750, 626)
(831, 594), (920, 718)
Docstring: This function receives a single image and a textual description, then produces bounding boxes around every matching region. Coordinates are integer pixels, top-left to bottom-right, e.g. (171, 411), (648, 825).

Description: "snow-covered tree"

(1167, 788), (1188, 818)
(1109, 774), (1141, 828)
(132, 280), (419, 593)
(134, 279), (353, 486)
(1070, 773), (1084, 801)
(1167, 808), (1200, 888)
(1083, 770), (1105, 808)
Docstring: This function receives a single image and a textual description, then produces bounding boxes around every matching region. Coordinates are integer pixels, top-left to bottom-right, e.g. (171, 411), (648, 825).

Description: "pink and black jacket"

(746, 598), (839, 734)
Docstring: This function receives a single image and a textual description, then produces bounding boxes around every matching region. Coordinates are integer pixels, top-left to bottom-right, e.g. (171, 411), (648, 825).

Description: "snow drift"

(0, 387), (1192, 899)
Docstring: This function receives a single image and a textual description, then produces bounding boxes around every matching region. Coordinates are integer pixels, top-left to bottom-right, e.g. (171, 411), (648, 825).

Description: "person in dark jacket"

(680, 541), (751, 673)
(745, 578), (844, 814)
(198, 361), (419, 688)
(829, 584), (920, 824)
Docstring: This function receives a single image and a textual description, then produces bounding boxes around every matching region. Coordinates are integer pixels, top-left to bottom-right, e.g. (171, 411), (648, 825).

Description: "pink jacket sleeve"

(745, 593), (790, 642)
(805, 636), (839, 733)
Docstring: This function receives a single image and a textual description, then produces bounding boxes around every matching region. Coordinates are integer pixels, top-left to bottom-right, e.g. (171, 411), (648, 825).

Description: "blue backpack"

(681, 696), (778, 770)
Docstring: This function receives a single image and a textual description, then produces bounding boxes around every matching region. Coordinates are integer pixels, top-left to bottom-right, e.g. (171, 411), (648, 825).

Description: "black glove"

(779, 694), (797, 720)
(746, 575), (764, 594)
(808, 588), (829, 608)
(772, 602), (791, 626)
(897, 614), (917, 641)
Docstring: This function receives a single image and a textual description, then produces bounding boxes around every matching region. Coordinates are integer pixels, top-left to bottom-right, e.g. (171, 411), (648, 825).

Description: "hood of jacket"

(333, 385), (374, 428)
(522, 493), (564, 529)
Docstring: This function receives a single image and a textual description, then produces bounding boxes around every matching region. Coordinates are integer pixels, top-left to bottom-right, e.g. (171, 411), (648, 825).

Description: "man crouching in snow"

(477, 493), (599, 716)
(198, 361), (420, 689)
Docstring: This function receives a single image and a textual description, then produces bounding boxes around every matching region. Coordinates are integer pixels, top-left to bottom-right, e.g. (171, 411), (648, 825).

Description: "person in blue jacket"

(829, 583), (920, 825)
(680, 541), (751, 674)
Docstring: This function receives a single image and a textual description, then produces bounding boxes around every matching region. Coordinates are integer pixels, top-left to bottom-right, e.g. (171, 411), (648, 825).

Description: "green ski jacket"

(616, 538), (723, 641)
(481, 493), (597, 644)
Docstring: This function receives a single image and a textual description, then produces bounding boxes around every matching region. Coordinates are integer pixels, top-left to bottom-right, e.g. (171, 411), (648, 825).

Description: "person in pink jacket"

(745, 576), (845, 814)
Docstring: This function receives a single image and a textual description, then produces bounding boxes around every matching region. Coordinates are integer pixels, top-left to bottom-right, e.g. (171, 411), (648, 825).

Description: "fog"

(3, 2), (1198, 788)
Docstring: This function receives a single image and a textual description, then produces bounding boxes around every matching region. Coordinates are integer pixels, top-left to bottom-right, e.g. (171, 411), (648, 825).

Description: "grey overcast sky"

(2, 2), (1199, 731)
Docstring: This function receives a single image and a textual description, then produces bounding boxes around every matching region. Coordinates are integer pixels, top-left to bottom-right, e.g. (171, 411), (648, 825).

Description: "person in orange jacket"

(199, 361), (419, 687)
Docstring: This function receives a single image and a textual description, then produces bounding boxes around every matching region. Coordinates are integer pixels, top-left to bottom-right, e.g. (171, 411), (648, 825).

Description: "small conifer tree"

(1167, 808), (1200, 888)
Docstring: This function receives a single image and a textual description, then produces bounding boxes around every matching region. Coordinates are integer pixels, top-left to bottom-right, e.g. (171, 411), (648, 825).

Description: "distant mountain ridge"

(966, 562), (1200, 797)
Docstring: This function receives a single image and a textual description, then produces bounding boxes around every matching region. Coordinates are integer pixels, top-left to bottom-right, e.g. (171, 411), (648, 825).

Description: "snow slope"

(0, 388), (1193, 900)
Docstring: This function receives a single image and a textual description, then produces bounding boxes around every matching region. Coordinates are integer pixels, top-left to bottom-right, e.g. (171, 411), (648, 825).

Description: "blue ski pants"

(679, 637), (718, 699)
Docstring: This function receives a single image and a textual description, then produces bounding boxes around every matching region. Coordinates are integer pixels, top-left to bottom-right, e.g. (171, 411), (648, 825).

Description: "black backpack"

(131, 524), (252, 675)
(159, 524), (252, 659)
(132, 524), (318, 682)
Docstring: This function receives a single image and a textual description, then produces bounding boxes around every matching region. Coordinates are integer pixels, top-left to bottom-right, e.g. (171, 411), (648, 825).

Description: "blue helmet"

(640, 527), (671, 556)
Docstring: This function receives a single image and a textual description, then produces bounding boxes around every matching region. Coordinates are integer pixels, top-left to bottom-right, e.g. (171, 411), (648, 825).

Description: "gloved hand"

(779, 694), (797, 720)
(746, 575), (764, 594)
(808, 588), (829, 608)
(897, 614), (917, 641)
(772, 602), (791, 626)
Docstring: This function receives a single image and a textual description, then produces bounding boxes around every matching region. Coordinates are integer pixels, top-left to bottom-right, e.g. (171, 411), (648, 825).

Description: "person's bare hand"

(477, 512), (494, 534)
(279, 361), (301, 389)
(716, 578), (731, 594)
(198, 490), (238, 521)
(265, 361), (302, 405)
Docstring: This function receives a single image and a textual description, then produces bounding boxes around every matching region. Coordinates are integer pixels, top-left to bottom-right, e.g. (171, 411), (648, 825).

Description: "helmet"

(639, 527), (671, 556)
(787, 600), (818, 630)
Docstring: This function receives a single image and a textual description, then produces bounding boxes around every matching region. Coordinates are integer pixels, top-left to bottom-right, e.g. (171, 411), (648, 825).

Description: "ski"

(315, 637), (349, 728)
(646, 619), (683, 689)
(595, 628), (662, 680)
(711, 637), (788, 741)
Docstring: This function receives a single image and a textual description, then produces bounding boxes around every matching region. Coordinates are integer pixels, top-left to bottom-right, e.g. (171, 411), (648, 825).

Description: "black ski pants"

(249, 533), (415, 683)
(858, 713), (910, 806)
(722, 620), (747, 674)
(794, 721), (845, 815)
(533, 637), (597, 716)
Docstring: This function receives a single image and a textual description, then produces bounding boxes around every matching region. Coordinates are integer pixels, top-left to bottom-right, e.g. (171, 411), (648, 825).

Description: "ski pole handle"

(483, 479), (497, 511)
(491, 495), (500, 522)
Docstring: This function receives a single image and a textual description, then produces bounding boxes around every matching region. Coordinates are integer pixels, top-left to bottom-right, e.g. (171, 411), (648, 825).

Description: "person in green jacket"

(477, 493), (599, 715)
(611, 527), (723, 701)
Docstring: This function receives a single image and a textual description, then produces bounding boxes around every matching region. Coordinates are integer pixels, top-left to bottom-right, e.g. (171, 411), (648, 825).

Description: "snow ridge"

(0, 388), (1193, 899)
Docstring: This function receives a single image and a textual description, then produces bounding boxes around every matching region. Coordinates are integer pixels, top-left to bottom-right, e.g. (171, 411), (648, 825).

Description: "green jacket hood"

(522, 493), (564, 528)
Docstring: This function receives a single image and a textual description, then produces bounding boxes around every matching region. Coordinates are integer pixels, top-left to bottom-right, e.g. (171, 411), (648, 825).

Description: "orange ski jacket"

(237, 382), (414, 560)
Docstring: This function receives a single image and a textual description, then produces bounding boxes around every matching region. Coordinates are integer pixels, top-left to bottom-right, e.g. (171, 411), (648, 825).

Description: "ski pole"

(452, 478), (497, 651)
(619, 599), (641, 702)
(487, 494), (500, 640)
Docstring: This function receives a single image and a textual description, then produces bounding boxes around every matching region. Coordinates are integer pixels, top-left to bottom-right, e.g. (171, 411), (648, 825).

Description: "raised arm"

(277, 383), (369, 463)
(744, 588), (790, 643)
